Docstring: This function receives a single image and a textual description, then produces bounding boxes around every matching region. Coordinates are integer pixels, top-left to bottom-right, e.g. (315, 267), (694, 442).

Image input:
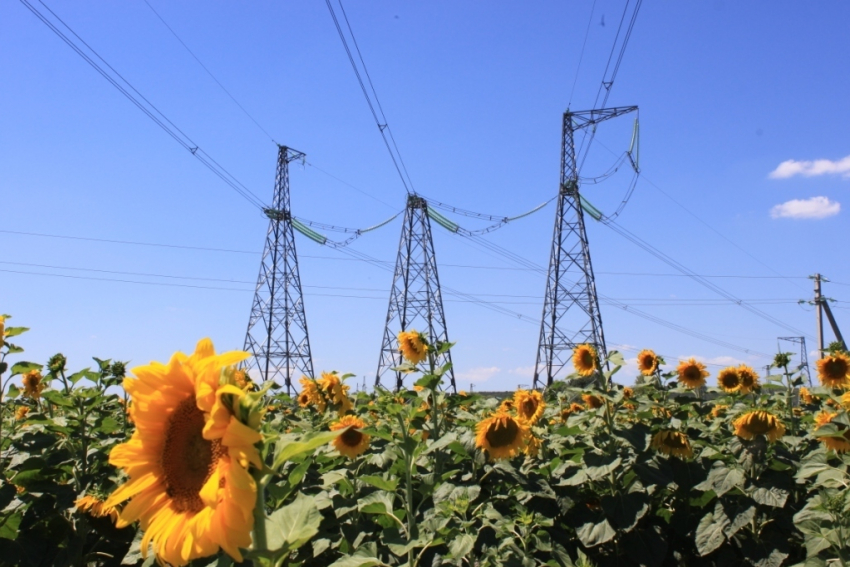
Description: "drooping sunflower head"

(15, 406), (29, 420)
(711, 404), (727, 418)
(298, 376), (326, 411)
(623, 386), (634, 399)
(330, 415), (371, 459)
(513, 389), (545, 422)
(21, 370), (46, 400)
(76, 495), (120, 523)
(650, 430), (693, 459)
(499, 398), (515, 412)
(475, 412), (530, 461)
(572, 344), (598, 377)
(817, 353), (850, 389)
(317, 372), (352, 414)
(637, 349), (659, 376)
(733, 410), (785, 443)
(106, 339), (261, 567)
(676, 358), (709, 389)
(799, 387), (816, 405)
(813, 410), (850, 453)
(560, 403), (584, 422)
(582, 393), (604, 409)
(737, 365), (760, 394)
(717, 367), (741, 393)
(397, 330), (429, 365)
(523, 434), (541, 457)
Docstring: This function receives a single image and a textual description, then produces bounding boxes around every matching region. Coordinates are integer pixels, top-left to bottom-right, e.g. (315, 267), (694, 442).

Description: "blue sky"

(2, 1), (848, 392)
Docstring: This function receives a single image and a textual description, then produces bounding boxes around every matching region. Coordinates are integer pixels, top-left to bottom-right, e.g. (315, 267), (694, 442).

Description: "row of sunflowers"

(2, 316), (850, 567)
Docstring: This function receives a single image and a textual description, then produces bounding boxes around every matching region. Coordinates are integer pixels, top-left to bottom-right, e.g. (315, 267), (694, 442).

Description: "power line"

(567, 0), (597, 107)
(20, 0), (267, 210)
(140, 0), (277, 145)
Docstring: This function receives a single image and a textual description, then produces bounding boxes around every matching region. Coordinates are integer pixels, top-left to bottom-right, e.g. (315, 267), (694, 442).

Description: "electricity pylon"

(376, 194), (455, 392)
(533, 106), (637, 388)
(243, 145), (314, 395)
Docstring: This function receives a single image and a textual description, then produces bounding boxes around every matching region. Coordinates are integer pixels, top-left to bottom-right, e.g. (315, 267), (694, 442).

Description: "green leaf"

(5, 384), (20, 399)
(751, 486), (788, 508)
(42, 389), (74, 408)
(266, 493), (322, 553)
(68, 369), (99, 385)
(326, 548), (386, 567)
(358, 491), (396, 516)
(272, 430), (342, 471)
(11, 361), (42, 376)
(576, 518), (616, 547)
(448, 534), (474, 558)
(695, 463), (744, 497)
(723, 504), (755, 538)
(601, 491), (650, 532)
(695, 503), (730, 556)
(359, 475), (398, 492)
(3, 326), (29, 338)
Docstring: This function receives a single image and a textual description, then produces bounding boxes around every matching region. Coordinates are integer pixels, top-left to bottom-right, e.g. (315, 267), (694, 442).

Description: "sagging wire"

(423, 197), (556, 236)
(291, 210), (403, 248)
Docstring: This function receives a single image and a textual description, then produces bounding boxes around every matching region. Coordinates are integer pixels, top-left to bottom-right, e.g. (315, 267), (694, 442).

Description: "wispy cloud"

(770, 196), (840, 219)
(457, 366), (501, 383)
(769, 155), (850, 179)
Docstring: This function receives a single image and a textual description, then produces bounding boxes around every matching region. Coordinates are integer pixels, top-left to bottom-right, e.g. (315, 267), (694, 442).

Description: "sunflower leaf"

(272, 430), (342, 471)
(326, 548), (387, 567)
(266, 493), (322, 553)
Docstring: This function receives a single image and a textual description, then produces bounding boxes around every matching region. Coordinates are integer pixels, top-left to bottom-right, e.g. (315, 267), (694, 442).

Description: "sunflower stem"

(252, 467), (269, 562)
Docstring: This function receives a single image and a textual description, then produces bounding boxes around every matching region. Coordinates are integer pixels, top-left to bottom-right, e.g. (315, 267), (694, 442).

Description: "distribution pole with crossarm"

(533, 106), (637, 388)
(243, 145), (314, 395)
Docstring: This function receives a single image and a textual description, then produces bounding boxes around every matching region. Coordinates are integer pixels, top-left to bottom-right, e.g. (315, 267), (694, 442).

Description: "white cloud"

(456, 366), (500, 383)
(769, 155), (850, 179)
(770, 196), (840, 219)
(508, 366), (536, 379)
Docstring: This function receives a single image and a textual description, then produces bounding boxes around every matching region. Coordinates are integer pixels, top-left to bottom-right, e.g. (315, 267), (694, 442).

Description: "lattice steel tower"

(533, 106), (637, 387)
(244, 145), (314, 395)
(376, 194), (455, 391)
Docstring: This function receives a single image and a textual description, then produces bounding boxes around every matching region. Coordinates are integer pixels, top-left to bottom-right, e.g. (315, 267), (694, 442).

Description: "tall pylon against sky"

(534, 106), (637, 388)
(376, 194), (455, 391)
(243, 145), (314, 395)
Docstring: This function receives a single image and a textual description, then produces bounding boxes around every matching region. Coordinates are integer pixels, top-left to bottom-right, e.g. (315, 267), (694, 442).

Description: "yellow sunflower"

(841, 391), (850, 409)
(637, 349), (658, 376)
(15, 406), (29, 420)
(298, 377), (326, 412)
(560, 403), (585, 422)
(733, 410), (785, 442)
(317, 372), (353, 414)
(22, 370), (45, 400)
(650, 430), (693, 459)
(523, 434), (541, 457)
(737, 365), (760, 394)
(513, 389), (545, 422)
(105, 339), (261, 566)
(330, 415), (370, 458)
(499, 398), (515, 412)
(813, 410), (850, 452)
(799, 387), (816, 405)
(582, 393), (604, 409)
(475, 413), (530, 461)
(76, 495), (120, 523)
(717, 367), (741, 393)
(398, 330), (428, 365)
(676, 358), (708, 389)
(572, 344), (598, 377)
(816, 352), (850, 389)
(623, 387), (634, 399)
(711, 404), (728, 418)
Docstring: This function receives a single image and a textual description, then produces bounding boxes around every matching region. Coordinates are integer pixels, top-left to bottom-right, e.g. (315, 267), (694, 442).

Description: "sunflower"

(232, 370), (251, 390)
(582, 393), (604, 409)
(799, 387), (816, 405)
(622, 402), (637, 411)
(330, 415), (370, 458)
(676, 358), (708, 389)
(737, 365), (760, 394)
(813, 410), (850, 452)
(717, 367), (741, 393)
(650, 430), (693, 459)
(523, 434), (541, 457)
(105, 339), (261, 566)
(22, 370), (45, 400)
(572, 344), (598, 377)
(499, 398), (515, 412)
(711, 404), (728, 418)
(560, 403), (584, 422)
(623, 386), (634, 399)
(513, 389), (545, 422)
(76, 495), (120, 523)
(15, 406), (29, 420)
(317, 372), (353, 414)
(637, 349), (658, 376)
(733, 410), (785, 442)
(475, 413), (530, 461)
(841, 391), (850, 409)
(816, 352), (850, 388)
(298, 377), (326, 412)
(398, 330), (428, 365)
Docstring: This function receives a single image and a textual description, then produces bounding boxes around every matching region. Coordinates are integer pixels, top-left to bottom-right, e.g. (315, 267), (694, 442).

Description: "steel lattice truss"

(376, 195), (455, 391)
(244, 146), (314, 395)
(534, 107), (637, 388)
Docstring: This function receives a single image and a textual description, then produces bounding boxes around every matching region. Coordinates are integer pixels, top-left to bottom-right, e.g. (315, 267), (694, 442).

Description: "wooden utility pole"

(814, 274), (824, 358)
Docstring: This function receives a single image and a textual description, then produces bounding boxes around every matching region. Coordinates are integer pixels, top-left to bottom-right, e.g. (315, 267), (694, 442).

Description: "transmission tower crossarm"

(569, 105), (638, 129)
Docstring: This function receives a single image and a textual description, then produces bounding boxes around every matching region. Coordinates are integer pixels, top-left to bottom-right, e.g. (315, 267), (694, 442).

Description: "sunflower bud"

(48, 353), (66, 374)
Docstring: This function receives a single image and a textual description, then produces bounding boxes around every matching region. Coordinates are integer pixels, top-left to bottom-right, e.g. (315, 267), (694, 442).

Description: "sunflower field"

(2, 315), (850, 567)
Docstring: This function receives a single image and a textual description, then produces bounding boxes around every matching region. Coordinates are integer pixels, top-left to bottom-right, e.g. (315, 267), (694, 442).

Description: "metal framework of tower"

(778, 336), (812, 387)
(243, 145), (314, 395)
(533, 106), (637, 388)
(376, 194), (455, 392)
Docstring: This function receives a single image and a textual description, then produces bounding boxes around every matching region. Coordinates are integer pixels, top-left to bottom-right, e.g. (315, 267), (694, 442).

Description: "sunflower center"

(340, 427), (363, 448)
(520, 399), (537, 418)
(746, 413), (770, 434)
(720, 373), (740, 389)
(825, 358), (848, 379)
(485, 418), (519, 448)
(684, 367), (701, 382)
(580, 352), (594, 368)
(161, 396), (224, 513)
(663, 434), (687, 449)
